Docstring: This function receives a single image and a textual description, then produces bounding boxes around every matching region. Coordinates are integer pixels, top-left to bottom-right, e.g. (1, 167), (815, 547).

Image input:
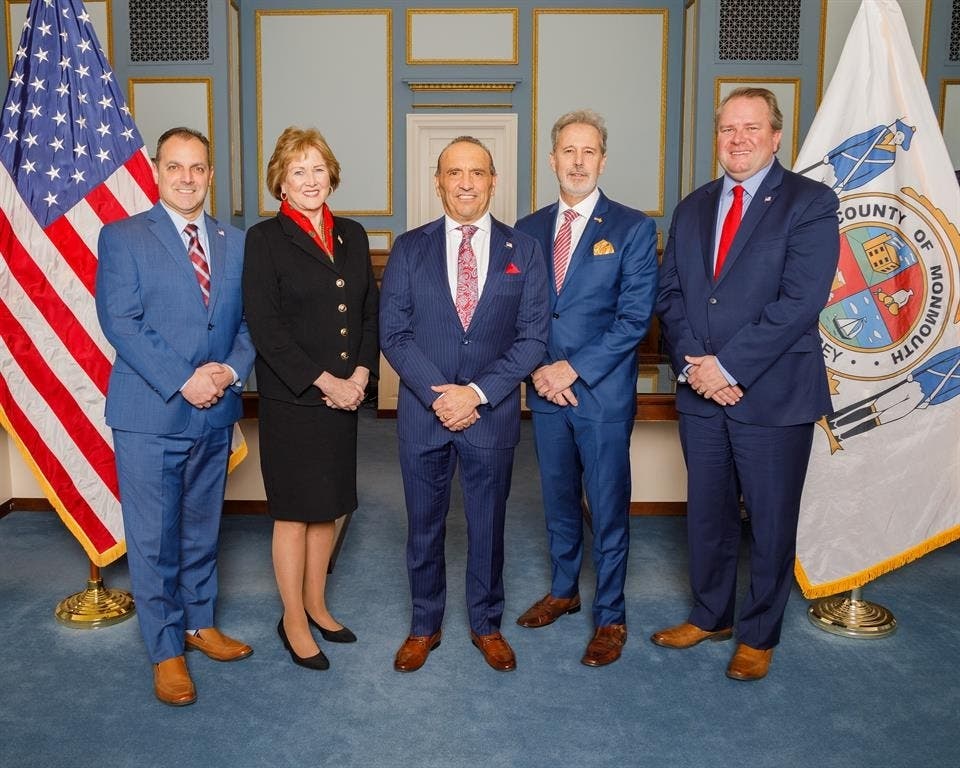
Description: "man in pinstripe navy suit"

(380, 137), (549, 672)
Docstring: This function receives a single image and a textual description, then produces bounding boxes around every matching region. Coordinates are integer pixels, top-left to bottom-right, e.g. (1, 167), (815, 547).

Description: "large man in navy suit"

(514, 110), (659, 667)
(96, 128), (255, 706)
(380, 137), (549, 673)
(652, 88), (839, 681)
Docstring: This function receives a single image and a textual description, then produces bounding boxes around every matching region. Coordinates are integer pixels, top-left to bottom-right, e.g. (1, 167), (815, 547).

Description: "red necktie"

(184, 223), (210, 305)
(714, 185), (743, 280)
(553, 208), (579, 292)
(455, 225), (479, 329)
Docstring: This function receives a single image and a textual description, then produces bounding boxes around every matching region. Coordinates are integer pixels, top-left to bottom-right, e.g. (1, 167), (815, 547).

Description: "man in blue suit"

(96, 128), (255, 706)
(380, 137), (549, 673)
(652, 88), (839, 680)
(514, 110), (659, 666)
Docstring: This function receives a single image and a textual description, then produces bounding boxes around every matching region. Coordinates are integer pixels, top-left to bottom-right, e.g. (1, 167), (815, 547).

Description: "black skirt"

(258, 397), (358, 522)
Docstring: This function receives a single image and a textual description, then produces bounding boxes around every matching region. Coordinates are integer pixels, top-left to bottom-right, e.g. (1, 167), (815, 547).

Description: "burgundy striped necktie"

(184, 223), (210, 305)
(553, 208), (579, 292)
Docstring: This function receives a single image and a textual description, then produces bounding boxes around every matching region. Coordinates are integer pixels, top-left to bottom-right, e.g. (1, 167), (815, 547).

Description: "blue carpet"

(1, 410), (958, 768)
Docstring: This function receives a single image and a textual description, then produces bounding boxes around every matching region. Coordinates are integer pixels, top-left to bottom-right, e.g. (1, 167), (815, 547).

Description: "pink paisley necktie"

(455, 224), (479, 329)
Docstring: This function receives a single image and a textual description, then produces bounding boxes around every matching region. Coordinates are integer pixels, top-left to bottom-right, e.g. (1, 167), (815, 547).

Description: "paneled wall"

(4, 1), (958, 240)
(231, 1), (684, 247)
(5, 0), (960, 505)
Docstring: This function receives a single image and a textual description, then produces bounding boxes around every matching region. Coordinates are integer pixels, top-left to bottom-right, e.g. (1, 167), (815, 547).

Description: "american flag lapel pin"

(217, 228), (225, 237)
(505, 241), (513, 248)
(764, 196), (773, 203)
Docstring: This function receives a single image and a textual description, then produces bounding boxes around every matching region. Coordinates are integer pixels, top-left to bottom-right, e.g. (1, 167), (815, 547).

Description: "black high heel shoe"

(278, 617), (330, 670)
(306, 612), (357, 643)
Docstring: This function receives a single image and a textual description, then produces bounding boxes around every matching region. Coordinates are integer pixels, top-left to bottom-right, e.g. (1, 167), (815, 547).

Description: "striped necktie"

(184, 223), (210, 305)
(553, 208), (579, 292)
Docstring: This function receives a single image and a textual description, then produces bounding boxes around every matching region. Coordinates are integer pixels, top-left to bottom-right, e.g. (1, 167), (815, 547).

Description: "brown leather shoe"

(516, 593), (581, 628)
(394, 631), (442, 672)
(650, 622), (733, 649)
(470, 631), (516, 671)
(726, 643), (774, 681)
(185, 627), (253, 662)
(154, 655), (196, 706)
(581, 624), (627, 667)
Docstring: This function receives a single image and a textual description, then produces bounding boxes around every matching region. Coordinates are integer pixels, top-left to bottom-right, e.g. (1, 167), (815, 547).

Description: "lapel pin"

(594, 217), (603, 223)
(505, 241), (513, 248)
(764, 196), (772, 203)
(217, 228), (224, 237)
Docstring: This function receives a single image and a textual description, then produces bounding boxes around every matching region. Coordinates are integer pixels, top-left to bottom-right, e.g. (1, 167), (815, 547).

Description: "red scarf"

(280, 198), (334, 258)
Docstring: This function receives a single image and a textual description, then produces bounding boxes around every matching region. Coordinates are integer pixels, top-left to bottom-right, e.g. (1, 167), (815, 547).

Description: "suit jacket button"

(338, 303), (347, 312)
(708, 297), (718, 304)
(552, 312), (560, 319)
(340, 352), (349, 360)
(340, 328), (348, 336)
(336, 278), (345, 288)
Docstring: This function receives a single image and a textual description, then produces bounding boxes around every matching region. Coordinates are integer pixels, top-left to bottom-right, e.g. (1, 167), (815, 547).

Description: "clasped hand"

(532, 360), (579, 406)
(182, 362), (232, 408)
(684, 354), (743, 406)
(431, 384), (480, 432)
(316, 369), (367, 411)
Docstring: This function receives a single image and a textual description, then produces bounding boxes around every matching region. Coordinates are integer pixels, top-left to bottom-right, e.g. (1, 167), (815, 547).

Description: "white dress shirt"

(442, 212), (493, 404)
(553, 186), (600, 259)
(444, 212), (492, 298)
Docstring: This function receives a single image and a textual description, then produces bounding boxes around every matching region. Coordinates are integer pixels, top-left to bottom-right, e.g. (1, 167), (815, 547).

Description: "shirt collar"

(558, 186), (601, 219)
(160, 201), (205, 237)
(722, 158), (775, 199)
(444, 212), (492, 235)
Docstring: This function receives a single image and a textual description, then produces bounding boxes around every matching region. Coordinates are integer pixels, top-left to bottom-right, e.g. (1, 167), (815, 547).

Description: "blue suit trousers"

(113, 408), (231, 663)
(532, 409), (633, 627)
(399, 434), (515, 636)
(679, 412), (814, 649)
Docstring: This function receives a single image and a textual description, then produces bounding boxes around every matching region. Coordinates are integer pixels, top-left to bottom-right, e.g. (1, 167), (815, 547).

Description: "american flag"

(0, 0), (158, 566)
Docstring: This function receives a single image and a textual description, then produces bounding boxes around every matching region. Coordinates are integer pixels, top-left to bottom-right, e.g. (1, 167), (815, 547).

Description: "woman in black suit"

(243, 127), (379, 670)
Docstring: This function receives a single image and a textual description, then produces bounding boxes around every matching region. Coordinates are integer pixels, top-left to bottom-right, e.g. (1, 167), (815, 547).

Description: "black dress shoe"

(278, 617), (329, 670)
(306, 612), (357, 643)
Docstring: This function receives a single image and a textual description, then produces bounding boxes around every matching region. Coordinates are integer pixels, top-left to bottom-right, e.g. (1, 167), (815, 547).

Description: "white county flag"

(794, 0), (960, 598)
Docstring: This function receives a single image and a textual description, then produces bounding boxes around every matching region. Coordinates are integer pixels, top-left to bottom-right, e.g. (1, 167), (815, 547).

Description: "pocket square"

(593, 239), (615, 256)
(505, 262), (521, 275)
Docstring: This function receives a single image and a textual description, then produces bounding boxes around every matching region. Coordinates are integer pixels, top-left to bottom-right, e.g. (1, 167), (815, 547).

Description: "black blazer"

(242, 212), (379, 405)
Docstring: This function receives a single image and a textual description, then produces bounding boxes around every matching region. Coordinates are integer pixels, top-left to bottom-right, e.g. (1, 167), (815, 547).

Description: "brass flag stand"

(55, 560), (135, 629)
(807, 587), (896, 638)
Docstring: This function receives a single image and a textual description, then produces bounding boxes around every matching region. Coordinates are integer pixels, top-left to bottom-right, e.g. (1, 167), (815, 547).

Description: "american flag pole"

(0, 0), (158, 621)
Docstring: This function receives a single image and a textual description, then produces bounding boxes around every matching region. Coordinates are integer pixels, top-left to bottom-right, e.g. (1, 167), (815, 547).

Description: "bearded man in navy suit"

(380, 137), (549, 673)
(652, 88), (839, 681)
(514, 110), (659, 667)
(96, 128), (254, 706)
